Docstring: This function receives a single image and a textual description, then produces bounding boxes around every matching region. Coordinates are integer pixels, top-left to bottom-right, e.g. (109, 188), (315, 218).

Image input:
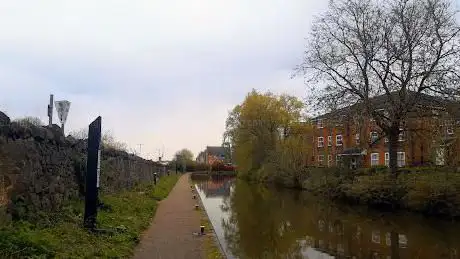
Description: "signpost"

(54, 100), (71, 134)
(47, 94), (54, 126)
(84, 116), (102, 230)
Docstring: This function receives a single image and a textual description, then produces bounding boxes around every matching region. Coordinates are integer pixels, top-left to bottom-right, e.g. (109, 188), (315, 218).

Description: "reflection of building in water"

(301, 219), (418, 259)
(197, 177), (233, 198)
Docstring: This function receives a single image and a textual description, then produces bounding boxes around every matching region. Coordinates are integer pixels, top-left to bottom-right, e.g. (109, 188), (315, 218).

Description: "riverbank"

(191, 177), (226, 259)
(241, 167), (460, 219)
(0, 175), (179, 258)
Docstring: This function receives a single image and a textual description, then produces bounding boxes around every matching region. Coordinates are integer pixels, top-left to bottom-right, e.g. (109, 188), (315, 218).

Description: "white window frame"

(370, 132), (379, 142)
(317, 137), (324, 148)
(447, 128), (454, 135)
(385, 152), (389, 166)
(327, 155), (332, 167)
(336, 155), (341, 165)
(398, 128), (405, 142)
(318, 155), (324, 165)
(384, 137), (389, 143)
(317, 119), (323, 129)
(355, 133), (360, 145)
(371, 153), (380, 166)
(327, 135), (332, 146)
(397, 152), (406, 167)
(336, 135), (343, 146)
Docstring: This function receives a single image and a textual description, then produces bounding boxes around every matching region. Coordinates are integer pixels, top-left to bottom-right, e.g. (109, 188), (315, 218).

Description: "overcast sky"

(0, 0), (328, 160)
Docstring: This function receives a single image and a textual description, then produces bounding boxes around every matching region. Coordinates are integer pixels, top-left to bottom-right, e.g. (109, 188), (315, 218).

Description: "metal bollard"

(193, 195), (196, 199)
(200, 225), (205, 235)
(195, 204), (199, 210)
(154, 173), (157, 185)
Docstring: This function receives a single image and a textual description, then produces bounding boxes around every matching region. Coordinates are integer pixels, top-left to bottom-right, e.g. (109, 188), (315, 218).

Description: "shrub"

(343, 174), (407, 209)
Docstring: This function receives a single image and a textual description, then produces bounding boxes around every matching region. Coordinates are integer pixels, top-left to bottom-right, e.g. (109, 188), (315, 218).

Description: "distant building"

(196, 146), (227, 165)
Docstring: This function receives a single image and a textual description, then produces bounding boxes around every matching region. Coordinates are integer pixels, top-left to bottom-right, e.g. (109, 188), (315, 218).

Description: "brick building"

(311, 92), (460, 168)
(196, 146), (227, 165)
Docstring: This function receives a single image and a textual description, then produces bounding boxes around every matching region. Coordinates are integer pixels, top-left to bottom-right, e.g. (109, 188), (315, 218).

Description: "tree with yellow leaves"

(224, 89), (313, 186)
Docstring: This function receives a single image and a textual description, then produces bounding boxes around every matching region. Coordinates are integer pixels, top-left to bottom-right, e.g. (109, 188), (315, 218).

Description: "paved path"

(132, 173), (204, 259)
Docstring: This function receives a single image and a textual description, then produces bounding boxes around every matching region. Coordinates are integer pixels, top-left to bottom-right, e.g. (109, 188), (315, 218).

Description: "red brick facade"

(312, 116), (456, 168)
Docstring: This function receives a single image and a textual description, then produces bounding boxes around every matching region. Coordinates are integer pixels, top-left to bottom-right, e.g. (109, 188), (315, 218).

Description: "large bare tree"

(298, 0), (460, 174)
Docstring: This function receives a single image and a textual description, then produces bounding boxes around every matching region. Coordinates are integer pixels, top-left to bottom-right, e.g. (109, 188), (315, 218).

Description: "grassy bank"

(301, 167), (460, 218)
(240, 167), (460, 218)
(0, 175), (180, 258)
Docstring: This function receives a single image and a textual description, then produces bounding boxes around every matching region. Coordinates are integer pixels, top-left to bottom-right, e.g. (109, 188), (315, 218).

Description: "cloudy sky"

(0, 0), (328, 160)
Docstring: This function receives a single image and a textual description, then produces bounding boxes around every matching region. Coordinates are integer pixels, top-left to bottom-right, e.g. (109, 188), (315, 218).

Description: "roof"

(314, 91), (459, 121)
(206, 146), (226, 156)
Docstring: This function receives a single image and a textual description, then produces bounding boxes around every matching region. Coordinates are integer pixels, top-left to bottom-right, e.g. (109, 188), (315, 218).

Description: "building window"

(336, 155), (341, 165)
(318, 137), (324, 148)
(447, 128), (454, 135)
(370, 132), (379, 143)
(328, 155), (332, 167)
(398, 128), (405, 142)
(317, 119), (323, 129)
(371, 153), (380, 166)
(318, 155), (324, 165)
(336, 135), (343, 146)
(385, 152), (389, 166)
(355, 133), (360, 145)
(397, 152), (406, 167)
(327, 136), (332, 146)
(384, 137), (389, 143)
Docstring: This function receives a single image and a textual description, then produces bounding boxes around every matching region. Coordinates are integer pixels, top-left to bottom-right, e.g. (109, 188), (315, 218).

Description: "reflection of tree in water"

(219, 180), (460, 259)
(221, 180), (304, 259)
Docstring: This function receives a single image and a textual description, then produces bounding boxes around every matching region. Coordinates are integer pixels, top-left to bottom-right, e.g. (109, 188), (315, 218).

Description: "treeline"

(224, 89), (313, 187)
(170, 148), (235, 172)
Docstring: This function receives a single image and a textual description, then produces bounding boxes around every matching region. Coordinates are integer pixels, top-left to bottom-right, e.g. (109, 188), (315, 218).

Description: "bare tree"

(13, 116), (44, 127)
(69, 128), (88, 139)
(297, 0), (460, 174)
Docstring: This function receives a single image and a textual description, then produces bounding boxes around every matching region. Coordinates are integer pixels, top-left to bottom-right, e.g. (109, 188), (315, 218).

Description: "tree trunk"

(388, 126), (399, 176)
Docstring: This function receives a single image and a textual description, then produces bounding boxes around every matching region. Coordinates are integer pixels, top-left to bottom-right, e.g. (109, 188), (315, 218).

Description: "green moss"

(0, 175), (179, 258)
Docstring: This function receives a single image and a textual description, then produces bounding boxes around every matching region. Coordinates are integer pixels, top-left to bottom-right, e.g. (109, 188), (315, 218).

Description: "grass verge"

(199, 208), (224, 259)
(0, 175), (180, 258)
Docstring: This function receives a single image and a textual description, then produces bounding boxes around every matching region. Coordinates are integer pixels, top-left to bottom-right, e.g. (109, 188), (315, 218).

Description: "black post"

(154, 173), (157, 185)
(84, 116), (102, 230)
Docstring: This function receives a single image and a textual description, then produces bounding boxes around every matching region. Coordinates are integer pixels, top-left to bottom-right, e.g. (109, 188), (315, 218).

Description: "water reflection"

(195, 177), (460, 259)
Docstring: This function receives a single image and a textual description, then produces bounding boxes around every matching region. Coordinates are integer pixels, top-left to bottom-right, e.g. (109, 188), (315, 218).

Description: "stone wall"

(0, 111), (161, 222)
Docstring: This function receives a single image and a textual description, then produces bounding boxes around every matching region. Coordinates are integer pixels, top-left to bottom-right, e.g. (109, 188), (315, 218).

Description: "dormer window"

(398, 128), (405, 142)
(317, 119), (324, 129)
(370, 132), (379, 143)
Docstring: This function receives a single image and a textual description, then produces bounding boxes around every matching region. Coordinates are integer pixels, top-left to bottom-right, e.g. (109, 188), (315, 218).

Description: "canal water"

(195, 176), (460, 259)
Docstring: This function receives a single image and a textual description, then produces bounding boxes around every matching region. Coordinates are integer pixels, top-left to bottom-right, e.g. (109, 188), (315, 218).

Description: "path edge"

(191, 177), (227, 259)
